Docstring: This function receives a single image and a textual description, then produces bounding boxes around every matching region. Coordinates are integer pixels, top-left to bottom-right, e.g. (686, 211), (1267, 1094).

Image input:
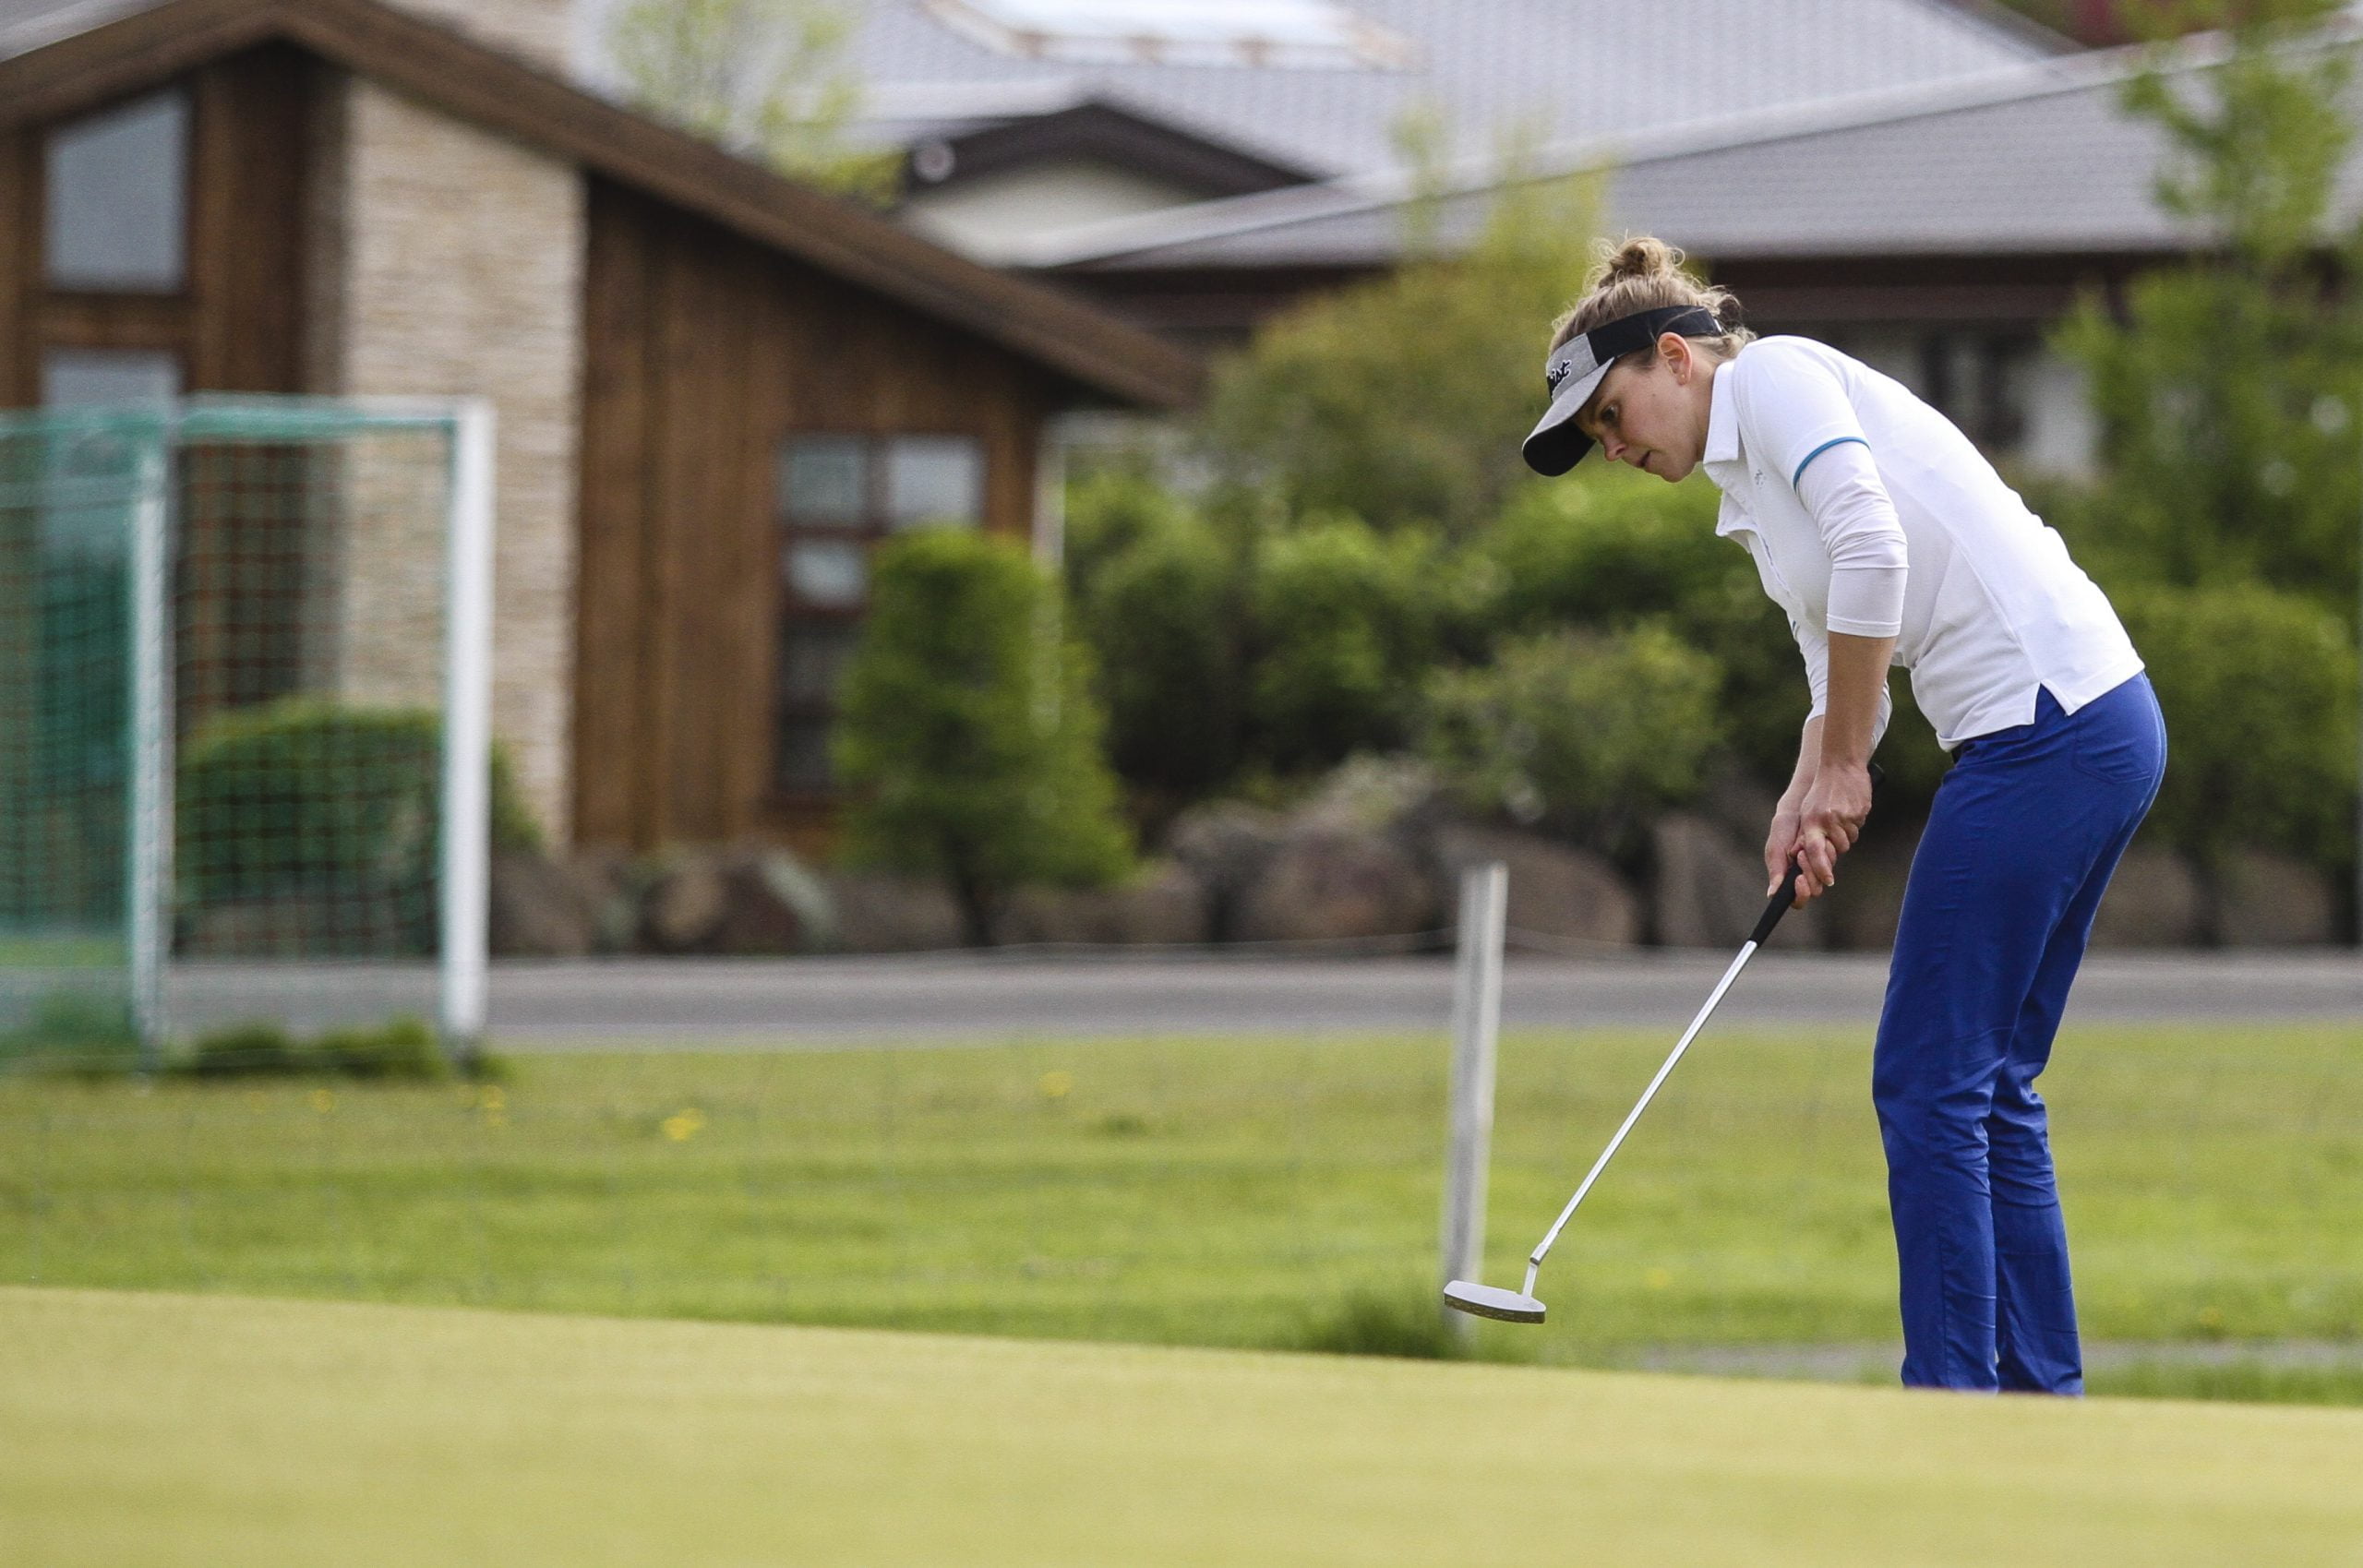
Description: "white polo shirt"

(1700, 336), (2143, 751)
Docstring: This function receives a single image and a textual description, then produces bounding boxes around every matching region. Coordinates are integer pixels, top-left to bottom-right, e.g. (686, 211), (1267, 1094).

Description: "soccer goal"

(0, 395), (495, 1071)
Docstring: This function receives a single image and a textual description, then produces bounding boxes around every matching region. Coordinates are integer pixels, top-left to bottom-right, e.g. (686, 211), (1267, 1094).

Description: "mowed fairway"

(4, 1287), (2361, 1567)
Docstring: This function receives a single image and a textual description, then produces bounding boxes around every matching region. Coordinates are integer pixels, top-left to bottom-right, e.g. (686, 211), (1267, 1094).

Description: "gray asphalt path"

(150, 949), (2363, 1046)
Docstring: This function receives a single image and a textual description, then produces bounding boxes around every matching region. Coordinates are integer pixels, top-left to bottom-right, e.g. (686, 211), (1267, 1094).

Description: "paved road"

(146, 949), (2363, 1046)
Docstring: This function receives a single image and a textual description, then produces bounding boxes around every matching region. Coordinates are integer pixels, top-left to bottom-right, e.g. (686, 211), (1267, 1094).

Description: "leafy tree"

(2054, 0), (2363, 605)
(609, 0), (899, 201)
(1196, 170), (1601, 535)
(1419, 623), (1722, 849)
(834, 531), (1133, 946)
(2114, 581), (2356, 893)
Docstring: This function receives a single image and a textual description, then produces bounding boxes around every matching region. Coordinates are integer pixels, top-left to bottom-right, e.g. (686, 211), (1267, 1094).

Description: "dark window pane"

(781, 623), (860, 704)
(781, 437), (867, 526)
(884, 436), (982, 530)
(785, 541), (867, 607)
(45, 91), (187, 292)
(776, 718), (834, 793)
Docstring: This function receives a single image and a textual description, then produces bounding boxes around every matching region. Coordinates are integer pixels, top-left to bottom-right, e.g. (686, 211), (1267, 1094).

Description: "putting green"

(4, 1287), (2360, 1566)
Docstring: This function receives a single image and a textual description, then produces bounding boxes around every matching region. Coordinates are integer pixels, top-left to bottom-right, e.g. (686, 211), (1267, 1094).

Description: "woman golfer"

(1523, 238), (2165, 1394)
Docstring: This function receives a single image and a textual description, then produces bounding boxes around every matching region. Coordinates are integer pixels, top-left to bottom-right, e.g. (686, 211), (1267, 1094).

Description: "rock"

(1649, 812), (1826, 950)
(1431, 825), (1638, 948)
(1299, 755), (1440, 833)
(2213, 850), (2334, 947)
(1164, 801), (1288, 941)
(826, 872), (965, 952)
(487, 850), (594, 958)
(995, 863), (1209, 946)
(1817, 815), (1921, 952)
(2086, 846), (2203, 948)
(1234, 825), (1437, 944)
(713, 850), (836, 955)
(640, 851), (729, 952)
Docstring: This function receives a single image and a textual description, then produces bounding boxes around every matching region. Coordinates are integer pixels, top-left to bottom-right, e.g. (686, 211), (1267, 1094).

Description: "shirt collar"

(1703, 357), (1741, 466)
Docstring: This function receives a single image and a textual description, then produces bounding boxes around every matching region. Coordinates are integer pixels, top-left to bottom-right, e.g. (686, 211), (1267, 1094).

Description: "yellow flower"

(1644, 1267), (1673, 1291)
(662, 1107), (706, 1142)
(309, 1089), (335, 1114)
(1039, 1071), (1074, 1101)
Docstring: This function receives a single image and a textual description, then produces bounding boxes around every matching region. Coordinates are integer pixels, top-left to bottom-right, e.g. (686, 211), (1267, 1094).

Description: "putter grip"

(1751, 763), (1883, 946)
(1750, 861), (1802, 946)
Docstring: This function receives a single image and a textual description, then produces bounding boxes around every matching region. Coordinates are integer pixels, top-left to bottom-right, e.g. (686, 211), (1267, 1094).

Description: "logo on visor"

(1545, 359), (1573, 393)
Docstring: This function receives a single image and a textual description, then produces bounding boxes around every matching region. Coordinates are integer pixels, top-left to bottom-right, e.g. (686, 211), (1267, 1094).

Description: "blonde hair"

(1548, 235), (1753, 364)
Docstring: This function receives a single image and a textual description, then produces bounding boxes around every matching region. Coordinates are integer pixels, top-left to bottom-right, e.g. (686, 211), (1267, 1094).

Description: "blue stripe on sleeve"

(1792, 436), (1868, 488)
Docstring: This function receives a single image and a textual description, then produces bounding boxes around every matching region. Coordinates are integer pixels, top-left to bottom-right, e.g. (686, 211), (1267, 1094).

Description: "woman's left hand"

(1793, 760), (1874, 901)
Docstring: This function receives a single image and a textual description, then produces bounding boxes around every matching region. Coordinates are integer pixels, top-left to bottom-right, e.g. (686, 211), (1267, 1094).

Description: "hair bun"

(1595, 235), (1685, 289)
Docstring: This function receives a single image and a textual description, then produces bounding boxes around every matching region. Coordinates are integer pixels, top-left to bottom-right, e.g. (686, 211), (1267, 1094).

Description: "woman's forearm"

(1820, 629), (1896, 773)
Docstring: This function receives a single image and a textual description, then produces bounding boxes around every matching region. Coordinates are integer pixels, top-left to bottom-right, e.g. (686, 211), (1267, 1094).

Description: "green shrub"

(2114, 581), (2357, 872)
(835, 531), (1134, 946)
(176, 701), (541, 956)
(175, 1015), (450, 1081)
(0, 987), (139, 1075)
(1072, 494), (1240, 800)
(1245, 517), (1449, 774)
(1421, 623), (1722, 847)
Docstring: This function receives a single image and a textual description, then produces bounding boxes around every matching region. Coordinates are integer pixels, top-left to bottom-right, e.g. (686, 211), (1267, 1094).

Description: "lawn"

(6, 1286), (2362, 1568)
(0, 1025), (2357, 1386)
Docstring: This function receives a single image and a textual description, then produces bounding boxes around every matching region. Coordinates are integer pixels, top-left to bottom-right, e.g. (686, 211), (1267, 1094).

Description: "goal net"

(0, 396), (494, 1071)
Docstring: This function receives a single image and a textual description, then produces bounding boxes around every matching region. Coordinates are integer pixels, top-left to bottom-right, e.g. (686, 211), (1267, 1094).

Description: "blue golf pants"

(1873, 674), (2165, 1394)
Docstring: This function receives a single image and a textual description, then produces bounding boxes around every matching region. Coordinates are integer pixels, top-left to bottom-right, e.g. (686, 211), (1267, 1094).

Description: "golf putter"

(1444, 844), (1825, 1325)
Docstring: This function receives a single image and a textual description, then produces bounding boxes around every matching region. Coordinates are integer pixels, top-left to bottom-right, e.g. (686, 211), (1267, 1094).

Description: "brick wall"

(306, 72), (585, 844)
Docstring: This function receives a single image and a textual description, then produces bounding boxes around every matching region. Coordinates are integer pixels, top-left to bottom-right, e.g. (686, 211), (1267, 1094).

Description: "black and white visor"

(1521, 305), (1721, 476)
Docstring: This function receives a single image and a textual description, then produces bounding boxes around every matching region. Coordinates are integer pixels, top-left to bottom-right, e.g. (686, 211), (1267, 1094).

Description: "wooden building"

(0, 0), (1199, 854)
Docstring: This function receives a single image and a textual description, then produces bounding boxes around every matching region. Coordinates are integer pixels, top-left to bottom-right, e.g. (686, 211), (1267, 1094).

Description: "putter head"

(1442, 1280), (1546, 1324)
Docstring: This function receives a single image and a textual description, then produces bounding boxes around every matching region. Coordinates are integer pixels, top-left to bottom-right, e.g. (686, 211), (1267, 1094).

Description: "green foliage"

(0, 987), (138, 1074)
(2055, 2), (2363, 608)
(176, 701), (541, 957)
(1245, 518), (1450, 772)
(1198, 174), (1601, 535)
(1068, 475), (1239, 799)
(2114, 581), (2357, 868)
(835, 530), (1134, 944)
(1420, 623), (1722, 845)
(175, 1016), (449, 1082)
(609, 0), (899, 201)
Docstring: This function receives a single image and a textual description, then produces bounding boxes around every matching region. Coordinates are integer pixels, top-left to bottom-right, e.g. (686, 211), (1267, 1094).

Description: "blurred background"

(0, 0), (2359, 1416)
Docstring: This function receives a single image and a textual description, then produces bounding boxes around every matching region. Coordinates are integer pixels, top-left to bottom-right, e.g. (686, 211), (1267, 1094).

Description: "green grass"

(0, 1026), (2357, 1376)
(6, 1286), (2363, 1567)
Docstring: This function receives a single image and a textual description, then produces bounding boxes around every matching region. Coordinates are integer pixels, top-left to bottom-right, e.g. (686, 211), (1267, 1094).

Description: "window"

(775, 433), (987, 794)
(44, 91), (189, 293)
(41, 347), (183, 408)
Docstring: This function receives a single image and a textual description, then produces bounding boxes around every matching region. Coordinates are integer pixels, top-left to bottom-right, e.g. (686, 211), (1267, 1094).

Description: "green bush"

(835, 530), (1134, 945)
(1072, 492), (1240, 801)
(2114, 581), (2357, 872)
(1245, 516), (1448, 774)
(0, 987), (139, 1075)
(1420, 623), (1722, 848)
(175, 1015), (450, 1081)
(176, 701), (541, 956)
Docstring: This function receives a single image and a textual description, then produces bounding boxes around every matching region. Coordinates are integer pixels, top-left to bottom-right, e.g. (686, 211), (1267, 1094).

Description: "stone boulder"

(1430, 825), (1638, 948)
(487, 850), (596, 958)
(2086, 846), (2203, 947)
(1234, 824), (1437, 944)
(826, 872), (966, 952)
(1649, 812), (1826, 950)
(2213, 850), (2334, 947)
(713, 850), (836, 955)
(1164, 801), (1288, 941)
(994, 863), (1209, 947)
(638, 851), (730, 953)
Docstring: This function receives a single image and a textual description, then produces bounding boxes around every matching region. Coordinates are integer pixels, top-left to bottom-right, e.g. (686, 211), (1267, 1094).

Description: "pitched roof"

(1033, 29), (2361, 273)
(0, 0), (1202, 408)
(839, 0), (2068, 189)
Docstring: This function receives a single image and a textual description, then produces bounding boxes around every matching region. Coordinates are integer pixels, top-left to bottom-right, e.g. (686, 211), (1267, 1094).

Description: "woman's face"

(1576, 333), (1716, 482)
